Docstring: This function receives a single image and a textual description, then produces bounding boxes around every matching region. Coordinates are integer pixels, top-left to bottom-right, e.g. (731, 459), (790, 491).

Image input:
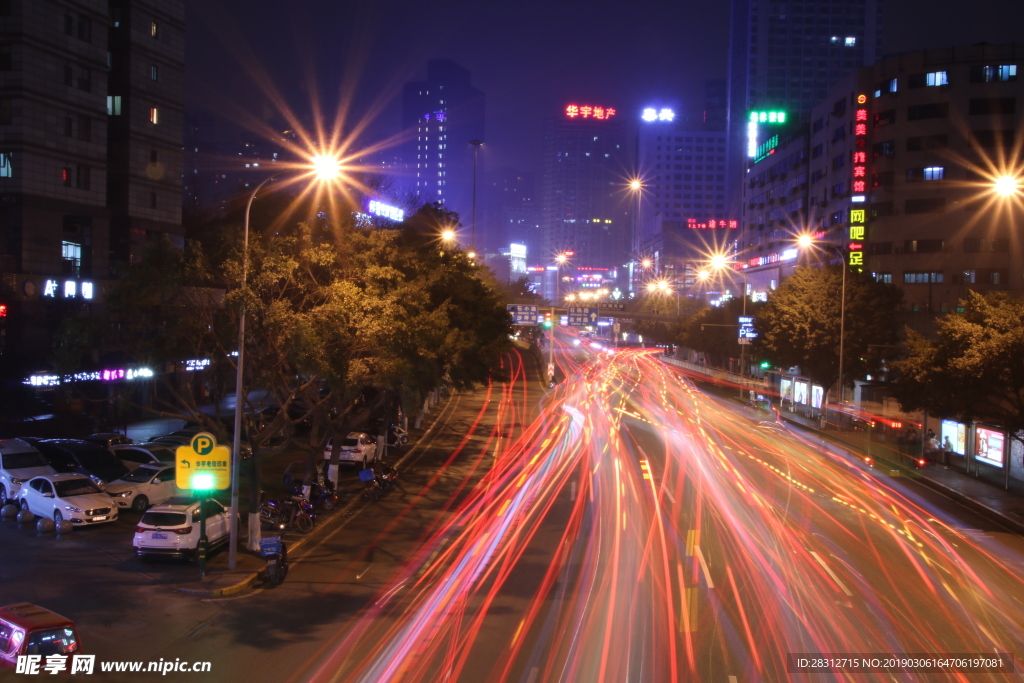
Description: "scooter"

(361, 463), (399, 501)
(262, 538), (288, 586)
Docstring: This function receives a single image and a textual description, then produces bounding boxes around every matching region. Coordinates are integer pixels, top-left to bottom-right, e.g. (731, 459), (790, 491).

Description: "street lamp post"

(469, 140), (483, 251)
(228, 156), (341, 569)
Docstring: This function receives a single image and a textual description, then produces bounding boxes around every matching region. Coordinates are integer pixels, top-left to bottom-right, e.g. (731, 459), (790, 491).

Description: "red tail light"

(918, 459), (925, 467)
(134, 525), (146, 533)
(172, 526), (193, 535)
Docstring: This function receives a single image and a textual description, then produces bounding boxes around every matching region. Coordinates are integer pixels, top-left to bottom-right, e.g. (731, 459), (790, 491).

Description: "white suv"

(323, 432), (376, 469)
(0, 439), (55, 507)
(133, 497), (230, 561)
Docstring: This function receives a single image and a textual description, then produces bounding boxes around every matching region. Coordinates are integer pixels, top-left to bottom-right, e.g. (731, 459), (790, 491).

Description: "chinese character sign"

(687, 218), (738, 229)
(566, 104), (617, 120)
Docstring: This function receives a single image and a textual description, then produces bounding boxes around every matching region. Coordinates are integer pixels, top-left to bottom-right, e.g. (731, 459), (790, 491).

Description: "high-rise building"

(734, 43), (1024, 333)
(0, 0), (183, 369)
(401, 60), (485, 226)
(541, 103), (629, 274)
(634, 108), (730, 287)
(726, 0), (884, 210)
(484, 167), (541, 260)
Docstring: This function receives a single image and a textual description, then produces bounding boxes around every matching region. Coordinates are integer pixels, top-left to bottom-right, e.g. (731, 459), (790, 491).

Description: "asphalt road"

(5, 338), (1024, 683)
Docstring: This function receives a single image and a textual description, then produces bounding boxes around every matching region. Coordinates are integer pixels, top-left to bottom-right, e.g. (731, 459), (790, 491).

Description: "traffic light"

(759, 360), (771, 369)
(542, 311), (553, 328)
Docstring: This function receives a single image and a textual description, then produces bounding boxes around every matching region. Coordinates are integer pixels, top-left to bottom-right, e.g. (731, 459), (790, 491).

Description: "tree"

(107, 200), (512, 548)
(678, 297), (748, 369)
(752, 265), (902, 392)
(890, 291), (1024, 441)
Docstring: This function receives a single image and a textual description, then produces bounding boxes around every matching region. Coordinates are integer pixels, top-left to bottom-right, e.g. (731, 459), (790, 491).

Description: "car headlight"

(113, 491), (132, 498)
(64, 505), (83, 513)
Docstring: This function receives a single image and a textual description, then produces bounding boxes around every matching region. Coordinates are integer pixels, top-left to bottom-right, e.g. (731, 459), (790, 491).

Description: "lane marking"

(571, 481), (576, 501)
(526, 667), (539, 683)
(696, 545), (714, 589)
(810, 550), (854, 597)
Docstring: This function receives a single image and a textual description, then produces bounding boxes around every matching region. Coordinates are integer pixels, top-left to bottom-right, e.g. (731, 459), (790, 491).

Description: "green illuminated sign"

(749, 111), (787, 124)
(754, 134), (780, 163)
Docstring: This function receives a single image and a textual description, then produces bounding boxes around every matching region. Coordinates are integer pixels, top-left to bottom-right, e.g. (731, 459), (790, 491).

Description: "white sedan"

(17, 473), (118, 525)
(0, 439), (55, 507)
(105, 464), (182, 512)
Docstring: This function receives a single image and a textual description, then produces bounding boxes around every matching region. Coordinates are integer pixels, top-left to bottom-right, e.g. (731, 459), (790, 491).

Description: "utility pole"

(469, 140), (483, 251)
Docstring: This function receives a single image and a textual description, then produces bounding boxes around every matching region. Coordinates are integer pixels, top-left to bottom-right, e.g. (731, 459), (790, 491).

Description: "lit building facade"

(401, 60), (485, 222)
(726, 0), (884, 212)
(541, 104), (629, 275)
(634, 109), (730, 287)
(0, 0), (183, 370)
(735, 43), (1024, 327)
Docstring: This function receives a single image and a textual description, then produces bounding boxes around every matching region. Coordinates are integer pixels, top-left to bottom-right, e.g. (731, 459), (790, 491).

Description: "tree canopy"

(752, 265), (902, 392)
(890, 291), (1024, 439)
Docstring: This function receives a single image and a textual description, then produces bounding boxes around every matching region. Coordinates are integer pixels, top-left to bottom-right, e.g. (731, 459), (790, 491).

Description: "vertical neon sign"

(847, 94), (868, 269)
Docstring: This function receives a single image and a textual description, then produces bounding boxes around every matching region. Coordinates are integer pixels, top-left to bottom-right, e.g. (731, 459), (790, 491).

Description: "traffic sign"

(597, 301), (625, 310)
(738, 315), (757, 345)
(176, 432), (231, 490)
(547, 363), (555, 377)
(567, 307), (599, 326)
(507, 304), (539, 326)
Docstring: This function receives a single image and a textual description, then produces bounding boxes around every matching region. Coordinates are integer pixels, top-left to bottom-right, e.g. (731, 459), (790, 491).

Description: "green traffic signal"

(759, 361), (771, 369)
(191, 472), (215, 491)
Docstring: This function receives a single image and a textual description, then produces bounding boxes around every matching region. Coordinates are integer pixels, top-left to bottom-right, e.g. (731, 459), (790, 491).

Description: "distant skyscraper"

(541, 104), (629, 271)
(401, 60), (485, 223)
(634, 110), (729, 285)
(726, 0), (884, 208)
(484, 167), (541, 259)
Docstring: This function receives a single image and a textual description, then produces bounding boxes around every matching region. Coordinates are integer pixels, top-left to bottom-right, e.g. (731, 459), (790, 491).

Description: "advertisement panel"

(940, 419), (966, 455)
(974, 426), (1005, 468)
(780, 378), (793, 404)
(794, 380), (808, 406)
(811, 385), (824, 410)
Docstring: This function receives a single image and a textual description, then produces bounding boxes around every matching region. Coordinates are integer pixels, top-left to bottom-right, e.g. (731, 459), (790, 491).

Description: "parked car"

(106, 464), (181, 512)
(133, 497), (230, 561)
(31, 440), (129, 487)
(17, 473), (117, 525)
(0, 439), (55, 507)
(323, 432), (376, 469)
(149, 431), (252, 459)
(0, 603), (81, 667)
(111, 443), (177, 471)
(81, 433), (132, 449)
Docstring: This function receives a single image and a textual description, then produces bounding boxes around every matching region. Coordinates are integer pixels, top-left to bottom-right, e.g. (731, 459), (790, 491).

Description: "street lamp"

(994, 175), (1020, 197)
(705, 254), (750, 382)
(228, 155), (343, 569)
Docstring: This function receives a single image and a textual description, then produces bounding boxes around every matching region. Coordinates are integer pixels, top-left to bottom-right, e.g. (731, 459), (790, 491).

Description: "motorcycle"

(282, 459), (338, 510)
(260, 495), (316, 533)
(361, 463), (399, 501)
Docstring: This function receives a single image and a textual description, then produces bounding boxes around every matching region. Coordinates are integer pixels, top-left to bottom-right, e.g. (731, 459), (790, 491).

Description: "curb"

(174, 394), (457, 598)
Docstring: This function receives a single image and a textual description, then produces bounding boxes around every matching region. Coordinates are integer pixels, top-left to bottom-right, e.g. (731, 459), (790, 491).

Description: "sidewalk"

(779, 409), (1024, 535)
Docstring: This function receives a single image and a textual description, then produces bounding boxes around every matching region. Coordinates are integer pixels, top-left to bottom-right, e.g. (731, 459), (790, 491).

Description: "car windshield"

(25, 627), (78, 656)
(149, 448), (176, 462)
(341, 438), (359, 447)
(119, 467), (161, 483)
(140, 511), (186, 527)
(54, 479), (102, 497)
(1, 451), (48, 470)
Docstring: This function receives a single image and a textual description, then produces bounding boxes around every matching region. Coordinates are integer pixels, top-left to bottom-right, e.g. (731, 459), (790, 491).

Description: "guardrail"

(658, 354), (767, 395)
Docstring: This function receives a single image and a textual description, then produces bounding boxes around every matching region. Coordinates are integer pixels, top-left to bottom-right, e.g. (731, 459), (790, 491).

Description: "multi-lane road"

(4, 334), (1024, 682)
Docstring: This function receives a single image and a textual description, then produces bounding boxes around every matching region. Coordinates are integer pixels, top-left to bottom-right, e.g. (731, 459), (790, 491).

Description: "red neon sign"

(687, 218), (738, 229)
(565, 104), (617, 120)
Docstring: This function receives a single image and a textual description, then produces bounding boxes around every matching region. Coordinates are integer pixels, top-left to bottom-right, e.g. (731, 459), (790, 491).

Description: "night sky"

(186, 0), (1024, 175)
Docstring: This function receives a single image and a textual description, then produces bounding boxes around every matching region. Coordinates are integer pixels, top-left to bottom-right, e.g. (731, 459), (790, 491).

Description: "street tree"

(108, 199), (512, 547)
(890, 291), (1024, 441)
(678, 297), (748, 369)
(752, 265), (902, 394)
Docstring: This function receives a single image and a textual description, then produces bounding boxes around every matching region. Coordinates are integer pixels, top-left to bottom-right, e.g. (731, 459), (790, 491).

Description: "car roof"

(0, 603), (75, 631)
(147, 496), (201, 511)
(29, 473), (95, 483)
(114, 443), (175, 453)
(0, 439), (43, 455)
(38, 439), (112, 453)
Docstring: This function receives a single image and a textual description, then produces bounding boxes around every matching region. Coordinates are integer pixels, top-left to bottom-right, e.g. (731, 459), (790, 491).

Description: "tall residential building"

(541, 103), (629, 273)
(734, 43), (1024, 333)
(485, 167), (541, 259)
(401, 60), (485, 226)
(634, 110), (729, 286)
(726, 0), (884, 210)
(0, 0), (183, 369)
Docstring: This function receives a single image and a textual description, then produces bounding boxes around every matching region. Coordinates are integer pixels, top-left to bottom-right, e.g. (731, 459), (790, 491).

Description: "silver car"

(0, 439), (55, 507)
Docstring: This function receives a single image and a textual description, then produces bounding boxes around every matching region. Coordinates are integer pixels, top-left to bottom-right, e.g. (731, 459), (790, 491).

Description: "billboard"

(940, 419), (966, 455)
(974, 426), (1005, 468)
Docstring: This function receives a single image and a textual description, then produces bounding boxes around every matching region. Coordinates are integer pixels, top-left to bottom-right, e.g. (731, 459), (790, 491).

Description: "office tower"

(485, 167), (541, 260)
(401, 60), (485, 224)
(634, 107), (729, 286)
(541, 103), (629, 272)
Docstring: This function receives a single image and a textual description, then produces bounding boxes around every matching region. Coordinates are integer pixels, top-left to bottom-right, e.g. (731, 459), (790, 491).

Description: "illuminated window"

(106, 95), (122, 115)
(149, 107), (158, 124)
(926, 71), (948, 86)
(0, 152), (10, 178)
(923, 166), (944, 180)
(150, 21), (158, 38)
(971, 64), (1017, 83)
(844, 37), (856, 47)
(62, 241), (81, 275)
(151, 64), (158, 80)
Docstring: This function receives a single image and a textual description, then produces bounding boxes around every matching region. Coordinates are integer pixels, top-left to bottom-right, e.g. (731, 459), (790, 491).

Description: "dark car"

(81, 433), (133, 449)
(31, 439), (129, 485)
